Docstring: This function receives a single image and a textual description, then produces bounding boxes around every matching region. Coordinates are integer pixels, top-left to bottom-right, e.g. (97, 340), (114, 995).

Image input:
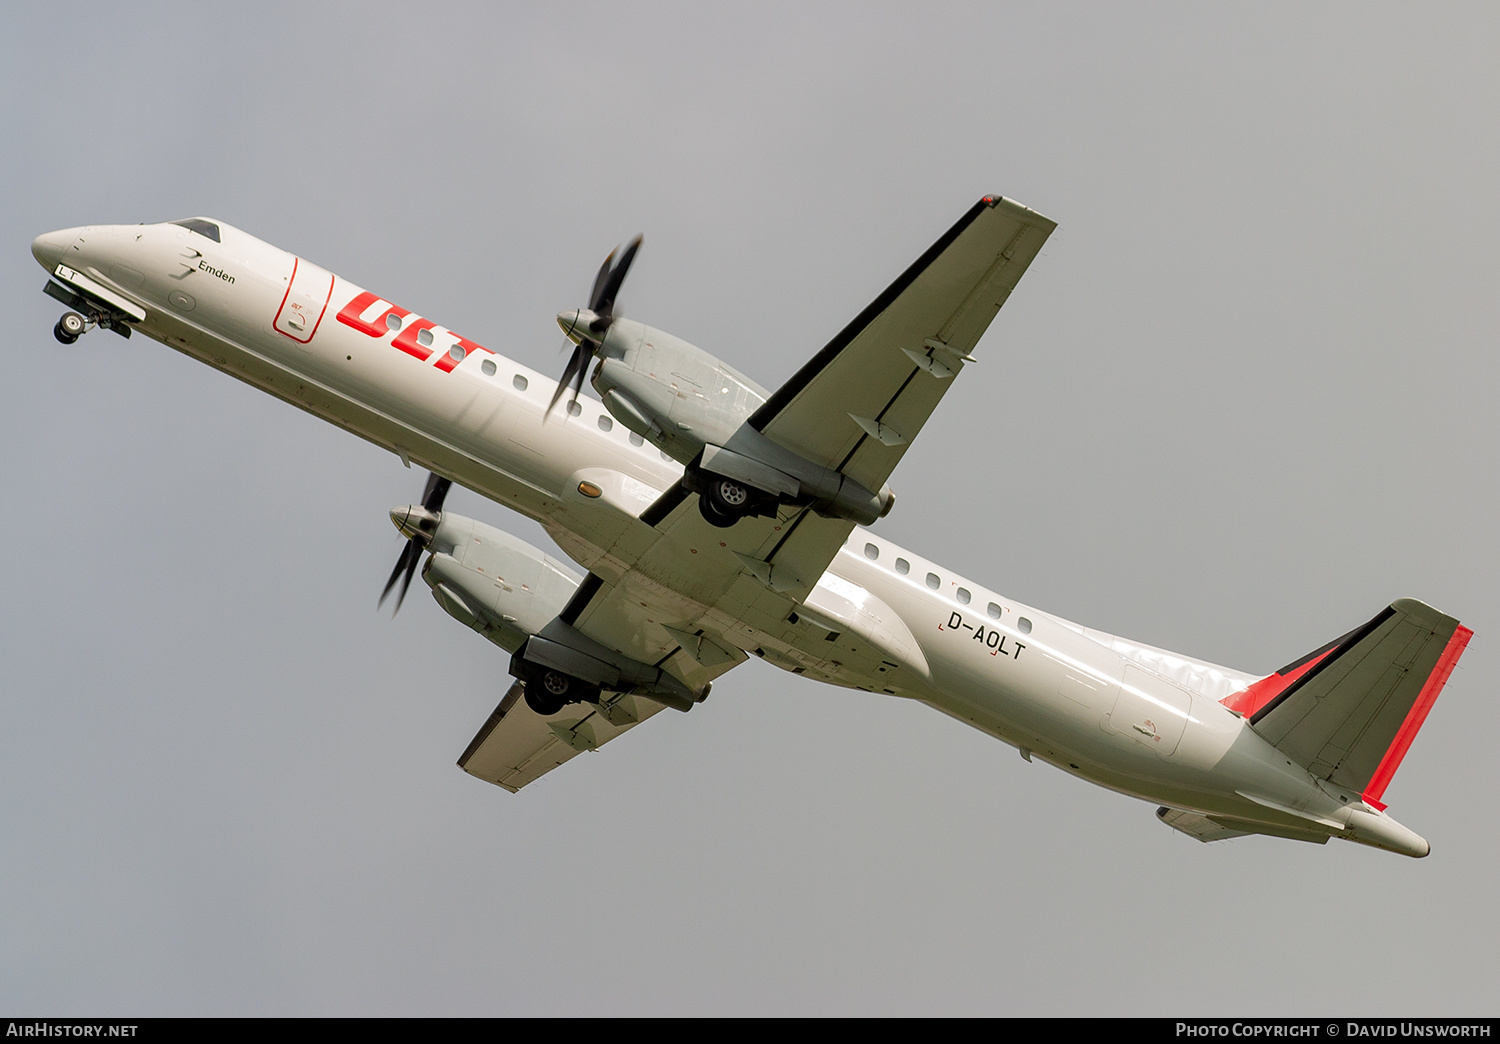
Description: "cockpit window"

(170, 218), (221, 243)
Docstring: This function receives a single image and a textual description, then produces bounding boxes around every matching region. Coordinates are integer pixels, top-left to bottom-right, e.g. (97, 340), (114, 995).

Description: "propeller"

(548, 235), (642, 416)
(379, 471), (452, 614)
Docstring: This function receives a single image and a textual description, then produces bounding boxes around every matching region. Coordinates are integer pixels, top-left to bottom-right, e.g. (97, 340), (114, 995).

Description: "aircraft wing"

(458, 680), (668, 792)
(461, 196), (1055, 790)
(457, 546), (750, 792)
(749, 194), (1056, 495)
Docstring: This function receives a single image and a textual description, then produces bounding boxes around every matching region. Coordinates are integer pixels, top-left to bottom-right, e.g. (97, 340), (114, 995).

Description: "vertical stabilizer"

(1224, 599), (1470, 810)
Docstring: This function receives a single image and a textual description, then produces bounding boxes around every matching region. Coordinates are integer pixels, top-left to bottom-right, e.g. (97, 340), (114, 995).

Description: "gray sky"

(3, 2), (1496, 1016)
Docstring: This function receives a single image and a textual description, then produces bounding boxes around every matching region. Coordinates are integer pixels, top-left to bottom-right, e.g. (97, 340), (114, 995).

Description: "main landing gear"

(521, 664), (602, 717)
(53, 311), (86, 344)
(697, 475), (755, 528)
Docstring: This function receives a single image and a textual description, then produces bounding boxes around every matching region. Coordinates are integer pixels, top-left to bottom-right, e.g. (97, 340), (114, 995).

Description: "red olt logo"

(336, 291), (495, 373)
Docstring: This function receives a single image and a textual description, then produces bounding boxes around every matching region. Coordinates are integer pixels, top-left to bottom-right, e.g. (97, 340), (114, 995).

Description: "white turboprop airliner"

(31, 198), (1470, 857)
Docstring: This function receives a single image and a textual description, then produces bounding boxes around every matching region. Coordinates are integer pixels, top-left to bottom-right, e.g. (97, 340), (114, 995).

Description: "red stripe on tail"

(1221, 649), (1335, 718)
(1362, 625), (1473, 810)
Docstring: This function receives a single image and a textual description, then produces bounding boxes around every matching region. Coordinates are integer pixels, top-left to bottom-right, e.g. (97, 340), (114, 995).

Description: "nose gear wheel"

(53, 311), (85, 344)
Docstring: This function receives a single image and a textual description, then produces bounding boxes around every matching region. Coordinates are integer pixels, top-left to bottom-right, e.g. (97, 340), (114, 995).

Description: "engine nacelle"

(591, 318), (769, 464)
(419, 514), (582, 654)
(589, 320), (893, 526)
(419, 512), (706, 712)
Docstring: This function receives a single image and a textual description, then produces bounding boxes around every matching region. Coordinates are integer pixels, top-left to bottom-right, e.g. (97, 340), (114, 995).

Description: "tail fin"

(1222, 599), (1471, 809)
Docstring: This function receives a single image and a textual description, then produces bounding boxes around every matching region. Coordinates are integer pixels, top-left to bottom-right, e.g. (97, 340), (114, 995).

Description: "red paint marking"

(434, 334), (494, 372)
(392, 317), (439, 361)
(333, 291), (497, 373)
(1221, 648), (1335, 717)
(272, 257), (302, 339)
(336, 291), (410, 337)
(273, 257), (335, 345)
(302, 270), (334, 342)
(1362, 625), (1473, 807)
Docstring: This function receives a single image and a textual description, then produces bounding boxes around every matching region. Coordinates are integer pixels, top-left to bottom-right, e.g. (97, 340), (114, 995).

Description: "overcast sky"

(3, 2), (1497, 1016)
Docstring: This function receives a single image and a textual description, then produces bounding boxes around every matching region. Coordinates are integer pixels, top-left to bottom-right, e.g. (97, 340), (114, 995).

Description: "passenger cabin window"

(481, 359), (496, 376)
(598, 415), (613, 432)
(566, 400), (582, 417)
(895, 558), (909, 575)
(926, 572), (940, 590)
(1018, 617), (1033, 634)
(629, 433), (644, 447)
(956, 588), (971, 604)
(169, 218), (221, 243)
(864, 543), (879, 560)
(448, 344), (465, 362)
(386, 312), (402, 331)
(513, 374), (528, 392)
(986, 602), (1001, 619)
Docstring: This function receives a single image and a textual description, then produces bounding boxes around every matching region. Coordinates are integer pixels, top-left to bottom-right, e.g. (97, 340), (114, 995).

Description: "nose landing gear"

(43, 281), (134, 342)
(53, 311), (86, 344)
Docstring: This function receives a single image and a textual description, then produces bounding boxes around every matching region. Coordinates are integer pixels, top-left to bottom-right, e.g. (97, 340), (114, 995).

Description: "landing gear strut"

(53, 311), (85, 344)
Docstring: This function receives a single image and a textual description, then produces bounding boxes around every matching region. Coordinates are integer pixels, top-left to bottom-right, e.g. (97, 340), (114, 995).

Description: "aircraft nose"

(31, 227), (79, 272)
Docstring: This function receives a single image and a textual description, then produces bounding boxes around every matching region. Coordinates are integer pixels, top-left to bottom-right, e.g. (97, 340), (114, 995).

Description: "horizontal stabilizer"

(1233, 599), (1471, 808)
(1156, 806), (1330, 846)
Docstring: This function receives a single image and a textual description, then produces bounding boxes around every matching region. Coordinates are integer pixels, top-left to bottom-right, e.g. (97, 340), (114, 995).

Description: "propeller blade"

(393, 540), (423, 612)
(421, 473), (451, 513)
(379, 538), (421, 612)
(590, 235), (642, 320)
(546, 340), (596, 416)
(380, 471), (451, 614)
(588, 248), (616, 316)
(549, 235), (640, 417)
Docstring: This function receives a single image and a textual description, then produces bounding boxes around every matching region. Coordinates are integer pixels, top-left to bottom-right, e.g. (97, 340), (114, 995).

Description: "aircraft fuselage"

(30, 217), (1434, 856)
